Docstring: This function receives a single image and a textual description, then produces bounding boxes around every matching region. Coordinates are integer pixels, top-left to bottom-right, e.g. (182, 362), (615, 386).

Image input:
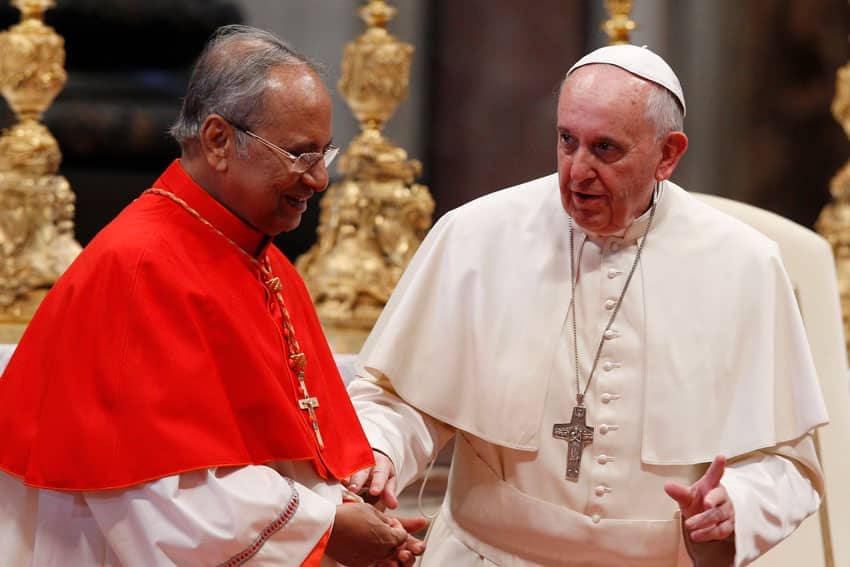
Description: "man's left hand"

(664, 455), (735, 543)
(346, 450), (399, 510)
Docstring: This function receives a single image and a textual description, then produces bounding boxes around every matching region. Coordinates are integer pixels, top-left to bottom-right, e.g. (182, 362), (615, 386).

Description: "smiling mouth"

(285, 195), (309, 212)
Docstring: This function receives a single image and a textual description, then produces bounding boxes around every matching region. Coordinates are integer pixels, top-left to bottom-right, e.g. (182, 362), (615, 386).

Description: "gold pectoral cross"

(298, 390), (324, 449)
(290, 353), (325, 450)
(553, 405), (594, 481)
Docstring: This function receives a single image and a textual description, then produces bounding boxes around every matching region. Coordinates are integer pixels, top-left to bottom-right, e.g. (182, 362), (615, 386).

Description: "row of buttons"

(590, 468), (614, 523)
(600, 358), (620, 405)
(591, 282), (620, 527)
(589, 451), (616, 524)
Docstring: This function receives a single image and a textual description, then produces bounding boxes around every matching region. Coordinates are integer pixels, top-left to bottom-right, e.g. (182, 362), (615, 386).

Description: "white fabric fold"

(719, 440), (821, 566)
(0, 463), (337, 566)
(357, 175), (828, 463)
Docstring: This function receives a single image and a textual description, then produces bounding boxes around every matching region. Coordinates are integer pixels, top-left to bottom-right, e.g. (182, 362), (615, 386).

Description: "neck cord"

(569, 181), (660, 406)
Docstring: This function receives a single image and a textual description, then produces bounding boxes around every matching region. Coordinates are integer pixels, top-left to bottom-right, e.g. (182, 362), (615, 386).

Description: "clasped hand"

(331, 451), (425, 566)
(664, 455), (735, 543)
(342, 451), (734, 562)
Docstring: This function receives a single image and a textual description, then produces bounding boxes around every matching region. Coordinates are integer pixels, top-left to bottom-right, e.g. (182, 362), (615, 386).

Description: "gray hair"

(644, 82), (684, 139)
(169, 24), (320, 151)
(558, 66), (684, 139)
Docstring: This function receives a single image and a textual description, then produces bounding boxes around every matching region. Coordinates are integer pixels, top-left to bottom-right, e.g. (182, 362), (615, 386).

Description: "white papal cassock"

(349, 175), (828, 566)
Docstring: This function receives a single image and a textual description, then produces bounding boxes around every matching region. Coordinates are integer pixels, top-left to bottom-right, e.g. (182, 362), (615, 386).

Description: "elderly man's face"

(556, 65), (666, 236)
(221, 64), (333, 236)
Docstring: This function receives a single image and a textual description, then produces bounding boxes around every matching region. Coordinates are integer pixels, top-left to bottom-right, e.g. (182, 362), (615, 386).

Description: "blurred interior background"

(1, 0), (845, 262)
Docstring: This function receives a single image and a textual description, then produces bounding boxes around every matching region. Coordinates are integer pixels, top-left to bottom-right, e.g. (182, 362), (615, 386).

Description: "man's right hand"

(326, 503), (409, 566)
(347, 450), (399, 509)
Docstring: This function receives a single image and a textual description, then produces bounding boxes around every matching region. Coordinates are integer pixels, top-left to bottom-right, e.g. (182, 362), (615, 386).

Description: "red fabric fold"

(0, 160), (373, 490)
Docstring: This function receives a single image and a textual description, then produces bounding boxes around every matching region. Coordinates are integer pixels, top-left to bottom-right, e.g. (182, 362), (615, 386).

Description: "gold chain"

(143, 188), (325, 448)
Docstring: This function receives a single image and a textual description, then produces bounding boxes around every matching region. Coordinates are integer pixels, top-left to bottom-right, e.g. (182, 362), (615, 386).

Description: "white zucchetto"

(567, 44), (686, 116)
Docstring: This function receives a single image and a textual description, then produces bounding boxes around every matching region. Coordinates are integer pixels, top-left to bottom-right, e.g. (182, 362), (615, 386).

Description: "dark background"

(1, 0), (848, 262)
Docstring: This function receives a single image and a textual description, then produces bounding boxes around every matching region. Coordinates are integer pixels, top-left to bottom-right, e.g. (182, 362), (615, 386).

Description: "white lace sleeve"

(84, 465), (335, 566)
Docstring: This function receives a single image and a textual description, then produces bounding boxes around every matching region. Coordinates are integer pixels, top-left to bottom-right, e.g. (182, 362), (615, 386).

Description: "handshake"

(327, 451), (426, 566)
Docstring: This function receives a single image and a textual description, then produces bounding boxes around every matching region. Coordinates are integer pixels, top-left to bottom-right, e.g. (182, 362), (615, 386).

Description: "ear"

(654, 131), (688, 181)
(198, 114), (235, 172)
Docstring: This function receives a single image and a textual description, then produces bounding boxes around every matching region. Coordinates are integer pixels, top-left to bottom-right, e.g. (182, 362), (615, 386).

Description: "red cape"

(0, 160), (373, 490)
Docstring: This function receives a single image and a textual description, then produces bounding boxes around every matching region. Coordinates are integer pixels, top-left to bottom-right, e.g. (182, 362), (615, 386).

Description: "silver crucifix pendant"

(553, 405), (594, 481)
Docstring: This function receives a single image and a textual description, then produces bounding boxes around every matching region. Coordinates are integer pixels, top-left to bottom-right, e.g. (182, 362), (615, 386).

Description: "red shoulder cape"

(0, 160), (373, 490)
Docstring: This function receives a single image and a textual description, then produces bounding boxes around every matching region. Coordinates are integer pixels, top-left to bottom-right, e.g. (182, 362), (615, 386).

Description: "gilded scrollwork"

(816, 53), (850, 354)
(0, 1), (66, 122)
(338, 0), (412, 131)
(831, 64), (850, 140)
(0, 0), (81, 330)
(816, 161), (850, 352)
(297, 0), (433, 353)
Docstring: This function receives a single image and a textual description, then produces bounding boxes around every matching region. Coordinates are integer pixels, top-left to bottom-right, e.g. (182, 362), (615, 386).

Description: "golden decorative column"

(0, 0), (81, 343)
(602, 0), (637, 45)
(816, 35), (850, 357)
(297, 0), (434, 353)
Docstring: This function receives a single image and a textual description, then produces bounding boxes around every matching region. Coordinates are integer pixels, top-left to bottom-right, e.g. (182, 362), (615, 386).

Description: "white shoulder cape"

(358, 175), (827, 463)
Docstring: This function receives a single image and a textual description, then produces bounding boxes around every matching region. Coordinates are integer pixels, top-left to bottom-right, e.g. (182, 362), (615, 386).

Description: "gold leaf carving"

(296, 0), (433, 353)
(0, 0), (80, 329)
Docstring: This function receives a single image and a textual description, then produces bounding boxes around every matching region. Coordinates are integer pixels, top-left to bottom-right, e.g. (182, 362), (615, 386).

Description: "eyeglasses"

(232, 123), (339, 174)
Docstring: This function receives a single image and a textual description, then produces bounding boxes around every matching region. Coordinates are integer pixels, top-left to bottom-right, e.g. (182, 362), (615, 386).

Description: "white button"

(597, 454), (609, 464)
(603, 299), (616, 310)
(591, 514), (601, 524)
(599, 424), (618, 435)
(602, 361), (614, 371)
(603, 329), (616, 340)
(607, 269), (619, 279)
(600, 393), (612, 403)
(594, 485), (608, 496)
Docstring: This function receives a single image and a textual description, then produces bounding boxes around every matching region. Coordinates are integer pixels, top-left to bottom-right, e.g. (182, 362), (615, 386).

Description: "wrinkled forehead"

(562, 64), (651, 96)
(566, 44), (686, 116)
(557, 66), (655, 137)
(559, 65), (652, 116)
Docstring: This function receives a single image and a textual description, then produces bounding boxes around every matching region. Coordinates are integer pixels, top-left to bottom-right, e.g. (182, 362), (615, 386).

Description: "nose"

(302, 160), (331, 191)
(568, 147), (596, 184)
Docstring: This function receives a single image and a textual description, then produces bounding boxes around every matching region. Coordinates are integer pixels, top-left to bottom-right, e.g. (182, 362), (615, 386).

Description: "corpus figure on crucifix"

(553, 404), (594, 480)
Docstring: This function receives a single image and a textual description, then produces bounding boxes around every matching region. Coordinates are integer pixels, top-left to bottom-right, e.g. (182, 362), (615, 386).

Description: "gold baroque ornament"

(817, 76), (850, 354)
(0, 0), (81, 341)
(297, 0), (434, 353)
(816, 57), (850, 356)
(813, 62), (848, 564)
(602, 0), (637, 45)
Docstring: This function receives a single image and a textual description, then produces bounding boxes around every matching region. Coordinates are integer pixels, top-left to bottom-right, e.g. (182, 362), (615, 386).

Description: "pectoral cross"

(298, 393), (324, 448)
(290, 353), (325, 449)
(553, 405), (594, 481)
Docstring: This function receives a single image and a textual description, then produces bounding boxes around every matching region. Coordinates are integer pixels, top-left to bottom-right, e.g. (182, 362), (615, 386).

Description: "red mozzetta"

(0, 160), (373, 490)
